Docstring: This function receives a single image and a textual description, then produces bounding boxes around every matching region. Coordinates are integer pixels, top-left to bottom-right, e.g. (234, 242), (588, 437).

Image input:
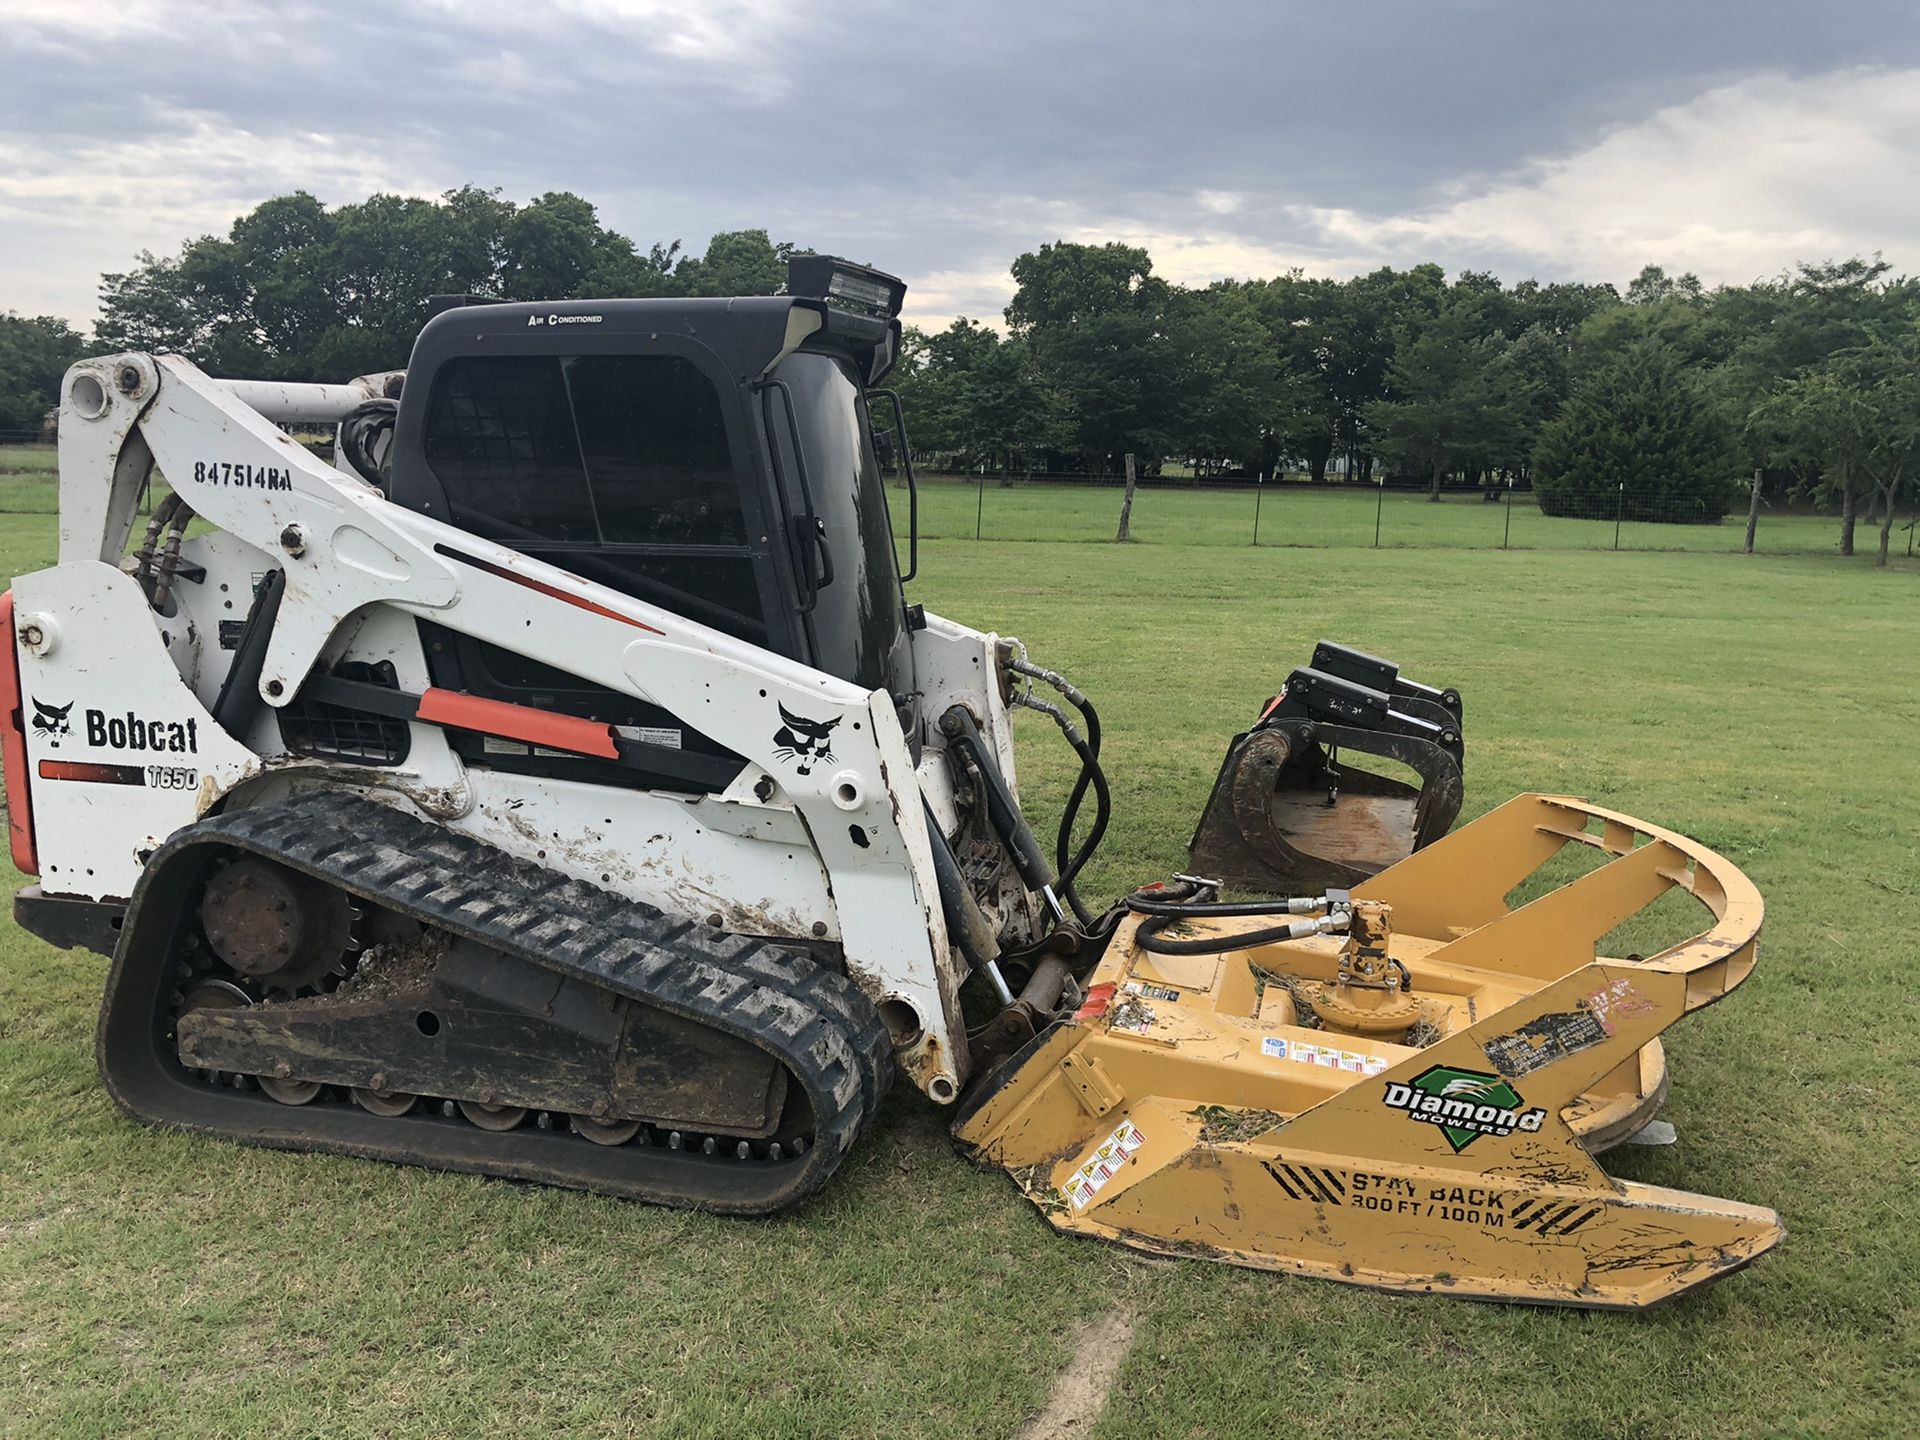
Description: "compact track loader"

(3, 258), (1780, 1308)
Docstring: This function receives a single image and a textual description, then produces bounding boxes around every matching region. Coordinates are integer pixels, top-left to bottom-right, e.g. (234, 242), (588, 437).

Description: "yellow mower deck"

(954, 795), (1781, 1309)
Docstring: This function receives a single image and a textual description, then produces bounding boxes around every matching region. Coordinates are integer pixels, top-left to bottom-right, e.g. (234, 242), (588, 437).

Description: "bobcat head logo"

(773, 703), (840, 777)
(31, 698), (72, 748)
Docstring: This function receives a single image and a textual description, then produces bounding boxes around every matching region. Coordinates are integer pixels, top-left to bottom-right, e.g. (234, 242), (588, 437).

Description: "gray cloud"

(3, 0), (1918, 329)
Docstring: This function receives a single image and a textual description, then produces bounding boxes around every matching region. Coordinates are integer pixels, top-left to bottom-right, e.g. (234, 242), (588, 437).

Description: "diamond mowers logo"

(1383, 1064), (1548, 1153)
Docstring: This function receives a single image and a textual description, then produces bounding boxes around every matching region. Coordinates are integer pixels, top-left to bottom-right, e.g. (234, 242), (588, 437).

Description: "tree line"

(898, 244), (1920, 563)
(1, 187), (1915, 564)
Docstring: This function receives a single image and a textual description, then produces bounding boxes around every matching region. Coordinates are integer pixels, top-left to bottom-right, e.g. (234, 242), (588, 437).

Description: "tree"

(498, 191), (678, 302)
(1322, 265), (1447, 480)
(673, 229), (798, 297)
(1006, 242), (1175, 467)
(1247, 272), (1339, 481)
(1624, 264), (1706, 306)
(1362, 296), (1529, 499)
(1753, 331), (1920, 565)
(1163, 283), (1301, 474)
(1856, 332), (1920, 566)
(1496, 324), (1572, 480)
(890, 318), (1058, 473)
(1746, 368), (1874, 554)
(1725, 257), (1914, 553)
(1507, 279), (1619, 341)
(1534, 338), (1742, 522)
(0, 314), (88, 432)
(92, 189), (768, 382)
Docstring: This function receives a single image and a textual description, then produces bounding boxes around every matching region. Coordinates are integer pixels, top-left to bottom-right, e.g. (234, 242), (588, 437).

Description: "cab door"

(393, 344), (799, 791)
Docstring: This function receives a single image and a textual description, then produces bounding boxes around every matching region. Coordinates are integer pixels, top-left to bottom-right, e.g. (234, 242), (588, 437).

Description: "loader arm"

(22, 353), (968, 1099)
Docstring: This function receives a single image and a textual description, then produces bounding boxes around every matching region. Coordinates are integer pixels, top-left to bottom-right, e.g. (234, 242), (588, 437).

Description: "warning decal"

(1062, 1119), (1147, 1210)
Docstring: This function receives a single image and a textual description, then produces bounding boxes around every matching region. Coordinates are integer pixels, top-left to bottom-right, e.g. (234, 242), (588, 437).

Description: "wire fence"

(5, 433), (1913, 558)
(0, 435), (170, 520)
(900, 470), (1920, 557)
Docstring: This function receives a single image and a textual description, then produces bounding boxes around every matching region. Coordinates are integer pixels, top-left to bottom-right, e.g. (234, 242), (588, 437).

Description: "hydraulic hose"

(1124, 880), (1350, 956)
(1007, 653), (1113, 926)
(1052, 690), (1108, 891)
(133, 493), (185, 584)
(1008, 688), (1102, 926)
(1132, 911), (1349, 956)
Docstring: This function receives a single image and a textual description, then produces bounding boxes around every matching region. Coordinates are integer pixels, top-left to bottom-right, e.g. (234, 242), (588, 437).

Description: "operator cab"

(368, 258), (918, 794)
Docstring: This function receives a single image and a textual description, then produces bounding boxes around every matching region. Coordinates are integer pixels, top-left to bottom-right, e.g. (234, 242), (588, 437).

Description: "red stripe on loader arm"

(415, 689), (621, 760)
(0, 592), (37, 874)
(435, 546), (665, 634)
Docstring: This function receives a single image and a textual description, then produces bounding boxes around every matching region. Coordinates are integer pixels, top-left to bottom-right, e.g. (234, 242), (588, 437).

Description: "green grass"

(906, 472), (1914, 556)
(0, 444), (56, 476)
(0, 445), (60, 516)
(0, 445), (176, 519)
(2, 512), (1917, 1437)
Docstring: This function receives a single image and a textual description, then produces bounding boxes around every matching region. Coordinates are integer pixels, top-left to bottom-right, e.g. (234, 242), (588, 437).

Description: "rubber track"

(97, 790), (894, 1215)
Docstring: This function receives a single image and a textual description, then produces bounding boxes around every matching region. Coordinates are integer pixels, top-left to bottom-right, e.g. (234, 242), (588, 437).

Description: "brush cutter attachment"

(955, 794), (1781, 1309)
(1188, 642), (1464, 894)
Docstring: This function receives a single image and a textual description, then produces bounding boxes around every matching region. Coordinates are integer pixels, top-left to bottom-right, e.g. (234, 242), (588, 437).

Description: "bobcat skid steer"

(3, 258), (1780, 1308)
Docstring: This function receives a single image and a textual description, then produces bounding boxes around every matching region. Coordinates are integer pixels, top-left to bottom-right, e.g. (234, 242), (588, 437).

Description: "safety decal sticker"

(1382, 1064), (1547, 1152)
(1123, 980), (1179, 1003)
(1263, 1160), (1348, 1206)
(1583, 976), (1655, 1033)
(1483, 1010), (1609, 1078)
(480, 737), (593, 760)
(1109, 996), (1156, 1035)
(1262, 1036), (1390, 1075)
(1268, 1164), (1603, 1235)
(1063, 1120), (1146, 1209)
(1483, 977), (1657, 1078)
(615, 724), (683, 750)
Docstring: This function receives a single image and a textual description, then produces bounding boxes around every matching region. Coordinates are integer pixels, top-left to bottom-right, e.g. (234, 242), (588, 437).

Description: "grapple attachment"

(955, 795), (1781, 1309)
(1187, 641), (1465, 894)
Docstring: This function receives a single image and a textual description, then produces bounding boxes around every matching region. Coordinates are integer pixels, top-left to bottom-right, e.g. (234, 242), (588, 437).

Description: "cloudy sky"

(3, 1), (1918, 331)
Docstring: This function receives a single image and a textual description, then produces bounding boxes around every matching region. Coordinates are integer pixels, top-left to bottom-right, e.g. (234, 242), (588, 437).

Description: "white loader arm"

(25, 353), (967, 1099)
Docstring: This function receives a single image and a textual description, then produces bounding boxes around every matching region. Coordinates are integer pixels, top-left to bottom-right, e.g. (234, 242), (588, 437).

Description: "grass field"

(908, 472), (1916, 556)
(1, 508), (1916, 1437)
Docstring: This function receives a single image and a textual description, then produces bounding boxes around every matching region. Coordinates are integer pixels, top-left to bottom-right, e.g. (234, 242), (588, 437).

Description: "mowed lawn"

(909, 471), (1905, 556)
(1, 506), (1916, 1438)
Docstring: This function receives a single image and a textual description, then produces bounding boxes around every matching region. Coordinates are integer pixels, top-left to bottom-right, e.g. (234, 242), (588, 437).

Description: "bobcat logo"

(30, 698), (72, 748)
(772, 703), (840, 776)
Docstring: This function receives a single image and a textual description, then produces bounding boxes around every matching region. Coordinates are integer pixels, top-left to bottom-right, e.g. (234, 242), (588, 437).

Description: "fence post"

(1613, 481), (1624, 551)
(1502, 476), (1513, 549)
(1373, 473), (1384, 549)
(1252, 475), (1264, 546)
(1115, 453), (1138, 542)
(1743, 468), (1762, 554)
(974, 468), (985, 541)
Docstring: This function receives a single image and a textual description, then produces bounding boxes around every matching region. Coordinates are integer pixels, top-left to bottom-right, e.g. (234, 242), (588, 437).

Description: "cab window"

(423, 353), (764, 637)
